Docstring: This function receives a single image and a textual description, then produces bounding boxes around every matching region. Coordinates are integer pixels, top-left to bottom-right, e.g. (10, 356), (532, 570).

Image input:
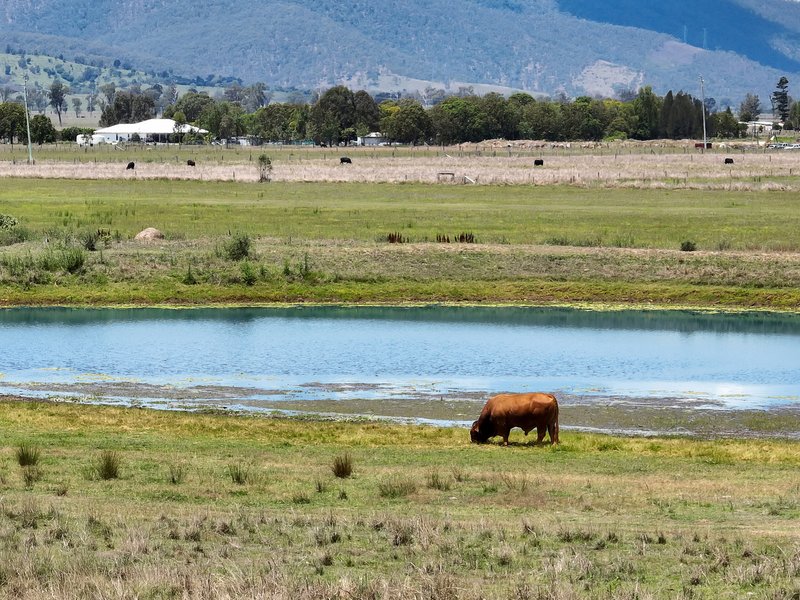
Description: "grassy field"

(1, 175), (800, 309)
(0, 399), (798, 599)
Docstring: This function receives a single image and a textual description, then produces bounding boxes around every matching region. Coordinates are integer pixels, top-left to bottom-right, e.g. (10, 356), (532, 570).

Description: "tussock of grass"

(16, 444), (40, 467)
(94, 450), (121, 480)
(331, 453), (353, 479)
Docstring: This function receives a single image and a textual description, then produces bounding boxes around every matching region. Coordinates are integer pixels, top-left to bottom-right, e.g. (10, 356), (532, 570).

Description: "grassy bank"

(1, 179), (799, 310)
(0, 399), (798, 599)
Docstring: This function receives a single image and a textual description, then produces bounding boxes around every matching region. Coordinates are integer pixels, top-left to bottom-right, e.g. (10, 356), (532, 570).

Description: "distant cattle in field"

(126, 162), (135, 170)
(534, 159), (544, 166)
(724, 158), (734, 165)
(187, 159), (196, 167)
(340, 156), (352, 164)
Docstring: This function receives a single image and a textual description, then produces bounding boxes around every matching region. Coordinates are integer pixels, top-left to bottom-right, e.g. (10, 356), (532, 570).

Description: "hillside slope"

(3, 0), (800, 100)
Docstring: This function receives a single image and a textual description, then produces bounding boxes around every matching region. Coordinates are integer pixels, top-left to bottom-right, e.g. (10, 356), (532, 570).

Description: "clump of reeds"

(426, 470), (451, 491)
(16, 444), (41, 467)
(386, 232), (407, 243)
(331, 453), (353, 479)
(455, 232), (476, 243)
(227, 462), (252, 485)
(95, 450), (121, 480)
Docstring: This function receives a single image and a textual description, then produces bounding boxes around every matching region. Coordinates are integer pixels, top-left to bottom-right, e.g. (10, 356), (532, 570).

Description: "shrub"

(182, 265), (198, 285)
(680, 240), (697, 252)
(0, 214), (19, 230)
(240, 261), (257, 286)
(16, 444), (40, 467)
(258, 154), (273, 183)
(331, 453), (353, 479)
(95, 450), (121, 480)
(223, 233), (251, 261)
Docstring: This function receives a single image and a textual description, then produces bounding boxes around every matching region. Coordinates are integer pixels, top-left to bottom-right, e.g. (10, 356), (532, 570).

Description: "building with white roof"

(91, 119), (207, 144)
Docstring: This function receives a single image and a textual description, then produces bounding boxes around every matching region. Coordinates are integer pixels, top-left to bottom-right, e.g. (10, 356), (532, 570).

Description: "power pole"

(22, 73), (34, 164)
(700, 75), (708, 150)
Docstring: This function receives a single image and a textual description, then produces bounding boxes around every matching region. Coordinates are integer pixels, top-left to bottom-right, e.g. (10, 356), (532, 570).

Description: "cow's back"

(488, 393), (557, 419)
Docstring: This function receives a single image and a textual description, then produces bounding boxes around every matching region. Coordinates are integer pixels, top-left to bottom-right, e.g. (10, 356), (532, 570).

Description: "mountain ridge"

(3, 0), (800, 102)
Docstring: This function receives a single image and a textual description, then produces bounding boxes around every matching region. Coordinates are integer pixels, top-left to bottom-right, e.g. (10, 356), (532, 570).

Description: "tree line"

(2, 79), (797, 146)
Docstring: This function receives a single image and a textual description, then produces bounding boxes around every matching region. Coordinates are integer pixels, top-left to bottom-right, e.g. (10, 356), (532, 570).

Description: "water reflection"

(1, 306), (799, 411)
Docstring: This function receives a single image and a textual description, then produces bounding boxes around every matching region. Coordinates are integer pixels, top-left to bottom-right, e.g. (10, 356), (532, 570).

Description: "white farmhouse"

(356, 132), (388, 146)
(91, 118), (207, 144)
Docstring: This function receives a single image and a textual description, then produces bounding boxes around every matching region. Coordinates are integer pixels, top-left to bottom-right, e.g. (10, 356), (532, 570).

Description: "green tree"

(71, 97), (82, 118)
(0, 102), (27, 144)
(631, 86), (662, 140)
(99, 91), (155, 126)
(738, 93), (761, 122)
(771, 76), (790, 125)
(309, 86), (356, 146)
(353, 90), (380, 137)
(48, 80), (68, 126)
(713, 107), (745, 138)
(29, 114), (57, 144)
(164, 92), (214, 122)
(198, 101), (244, 139)
(381, 99), (432, 145)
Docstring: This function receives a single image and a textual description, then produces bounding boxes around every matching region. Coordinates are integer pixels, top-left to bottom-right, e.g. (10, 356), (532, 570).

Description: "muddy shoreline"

(3, 379), (799, 440)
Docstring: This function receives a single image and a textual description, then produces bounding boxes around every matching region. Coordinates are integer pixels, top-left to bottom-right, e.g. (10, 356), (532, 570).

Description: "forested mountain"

(3, 0), (800, 102)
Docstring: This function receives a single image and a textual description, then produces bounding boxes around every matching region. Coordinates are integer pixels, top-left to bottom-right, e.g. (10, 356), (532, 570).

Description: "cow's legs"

(536, 424), (546, 443)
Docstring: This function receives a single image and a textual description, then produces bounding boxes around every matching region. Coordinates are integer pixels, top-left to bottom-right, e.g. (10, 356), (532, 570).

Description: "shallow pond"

(1, 306), (799, 430)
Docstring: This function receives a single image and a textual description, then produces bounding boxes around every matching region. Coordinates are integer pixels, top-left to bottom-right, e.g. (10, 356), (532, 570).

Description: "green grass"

(1, 179), (800, 249)
(0, 399), (798, 598)
(1, 177), (800, 309)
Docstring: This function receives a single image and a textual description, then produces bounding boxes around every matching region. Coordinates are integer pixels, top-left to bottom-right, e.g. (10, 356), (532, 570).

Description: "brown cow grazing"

(470, 392), (559, 445)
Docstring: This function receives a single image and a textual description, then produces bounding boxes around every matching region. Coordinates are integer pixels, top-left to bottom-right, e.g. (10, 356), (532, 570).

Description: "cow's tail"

(549, 394), (560, 444)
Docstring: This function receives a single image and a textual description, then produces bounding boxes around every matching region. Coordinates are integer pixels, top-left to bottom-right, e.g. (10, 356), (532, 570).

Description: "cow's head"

(470, 420), (490, 443)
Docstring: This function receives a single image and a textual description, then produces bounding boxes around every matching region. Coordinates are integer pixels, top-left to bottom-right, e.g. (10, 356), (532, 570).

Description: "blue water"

(1, 306), (799, 410)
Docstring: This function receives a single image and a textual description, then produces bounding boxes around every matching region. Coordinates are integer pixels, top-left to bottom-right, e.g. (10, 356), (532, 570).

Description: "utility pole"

(699, 75), (708, 150)
(22, 73), (34, 164)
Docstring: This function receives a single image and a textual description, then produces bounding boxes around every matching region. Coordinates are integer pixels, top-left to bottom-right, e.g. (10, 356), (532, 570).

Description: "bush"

(240, 261), (257, 286)
(59, 247), (87, 273)
(0, 214), (19, 230)
(331, 453), (353, 479)
(0, 226), (31, 246)
(223, 233), (251, 261)
(680, 240), (697, 252)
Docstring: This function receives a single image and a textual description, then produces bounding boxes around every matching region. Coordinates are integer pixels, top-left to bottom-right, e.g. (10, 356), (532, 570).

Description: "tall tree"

(738, 93), (761, 122)
(71, 97), (82, 118)
(772, 76), (790, 125)
(631, 86), (662, 140)
(48, 80), (68, 126)
(0, 102), (27, 144)
(309, 86), (356, 146)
